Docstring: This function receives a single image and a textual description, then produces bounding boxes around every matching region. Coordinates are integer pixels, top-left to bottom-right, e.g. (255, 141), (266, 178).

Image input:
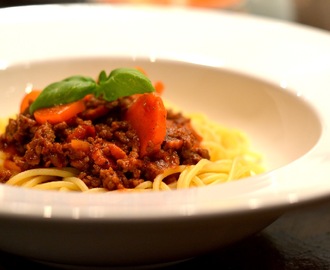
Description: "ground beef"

(0, 96), (210, 191)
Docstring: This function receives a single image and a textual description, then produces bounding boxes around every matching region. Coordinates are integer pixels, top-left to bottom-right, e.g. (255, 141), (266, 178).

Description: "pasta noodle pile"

(0, 108), (265, 193)
(4, 167), (107, 193)
(136, 112), (265, 191)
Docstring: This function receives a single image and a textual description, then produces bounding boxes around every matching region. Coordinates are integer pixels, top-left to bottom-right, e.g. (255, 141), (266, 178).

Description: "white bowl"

(0, 3), (330, 269)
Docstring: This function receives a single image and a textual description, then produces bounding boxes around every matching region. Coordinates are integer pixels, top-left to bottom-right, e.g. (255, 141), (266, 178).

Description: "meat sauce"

(0, 95), (210, 191)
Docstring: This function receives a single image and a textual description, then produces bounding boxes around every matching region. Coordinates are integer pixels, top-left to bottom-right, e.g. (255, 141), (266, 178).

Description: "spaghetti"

(0, 69), (265, 192)
(137, 111), (264, 191)
(0, 110), (264, 192)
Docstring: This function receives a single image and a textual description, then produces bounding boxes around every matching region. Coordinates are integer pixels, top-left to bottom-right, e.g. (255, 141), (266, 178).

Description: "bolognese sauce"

(0, 95), (210, 191)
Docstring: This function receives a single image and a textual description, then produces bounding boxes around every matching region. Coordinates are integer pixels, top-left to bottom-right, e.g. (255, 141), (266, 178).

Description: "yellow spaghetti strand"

(0, 106), (266, 192)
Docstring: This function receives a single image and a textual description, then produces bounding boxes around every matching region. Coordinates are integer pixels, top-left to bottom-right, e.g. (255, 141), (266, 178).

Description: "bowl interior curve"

(0, 57), (322, 173)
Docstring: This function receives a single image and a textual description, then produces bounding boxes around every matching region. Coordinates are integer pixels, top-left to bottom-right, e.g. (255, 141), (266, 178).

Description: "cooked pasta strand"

(0, 109), (265, 192)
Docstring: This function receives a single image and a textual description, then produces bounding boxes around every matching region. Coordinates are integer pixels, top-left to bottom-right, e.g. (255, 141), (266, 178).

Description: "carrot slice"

(34, 99), (86, 125)
(20, 90), (41, 113)
(70, 139), (90, 152)
(125, 93), (167, 157)
(3, 159), (21, 173)
(135, 66), (147, 75)
(154, 81), (165, 95)
(108, 143), (127, 159)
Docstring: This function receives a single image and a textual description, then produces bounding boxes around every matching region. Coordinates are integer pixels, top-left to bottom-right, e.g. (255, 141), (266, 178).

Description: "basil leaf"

(29, 76), (96, 114)
(95, 68), (155, 101)
(28, 68), (155, 115)
(98, 70), (108, 85)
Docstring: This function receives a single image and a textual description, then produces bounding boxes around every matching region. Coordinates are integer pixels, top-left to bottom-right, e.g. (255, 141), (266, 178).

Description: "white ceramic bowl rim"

(0, 4), (330, 220)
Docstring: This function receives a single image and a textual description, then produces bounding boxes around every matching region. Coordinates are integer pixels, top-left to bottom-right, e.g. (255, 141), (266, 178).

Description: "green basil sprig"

(29, 68), (155, 114)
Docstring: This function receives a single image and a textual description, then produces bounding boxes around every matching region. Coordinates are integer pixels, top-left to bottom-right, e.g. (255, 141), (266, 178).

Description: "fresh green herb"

(29, 68), (155, 114)
(29, 76), (96, 114)
(95, 68), (155, 101)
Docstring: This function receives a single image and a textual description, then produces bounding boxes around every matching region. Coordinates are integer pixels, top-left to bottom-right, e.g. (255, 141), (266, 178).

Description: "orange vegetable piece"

(20, 90), (41, 113)
(34, 99), (86, 125)
(154, 81), (164, 95)
(125, 93), (167, 157)
(135, 66), (147, 75)
(107, 143), (127, 159)
(3, 159), (21, 173)
(70, 139), (90, 152)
